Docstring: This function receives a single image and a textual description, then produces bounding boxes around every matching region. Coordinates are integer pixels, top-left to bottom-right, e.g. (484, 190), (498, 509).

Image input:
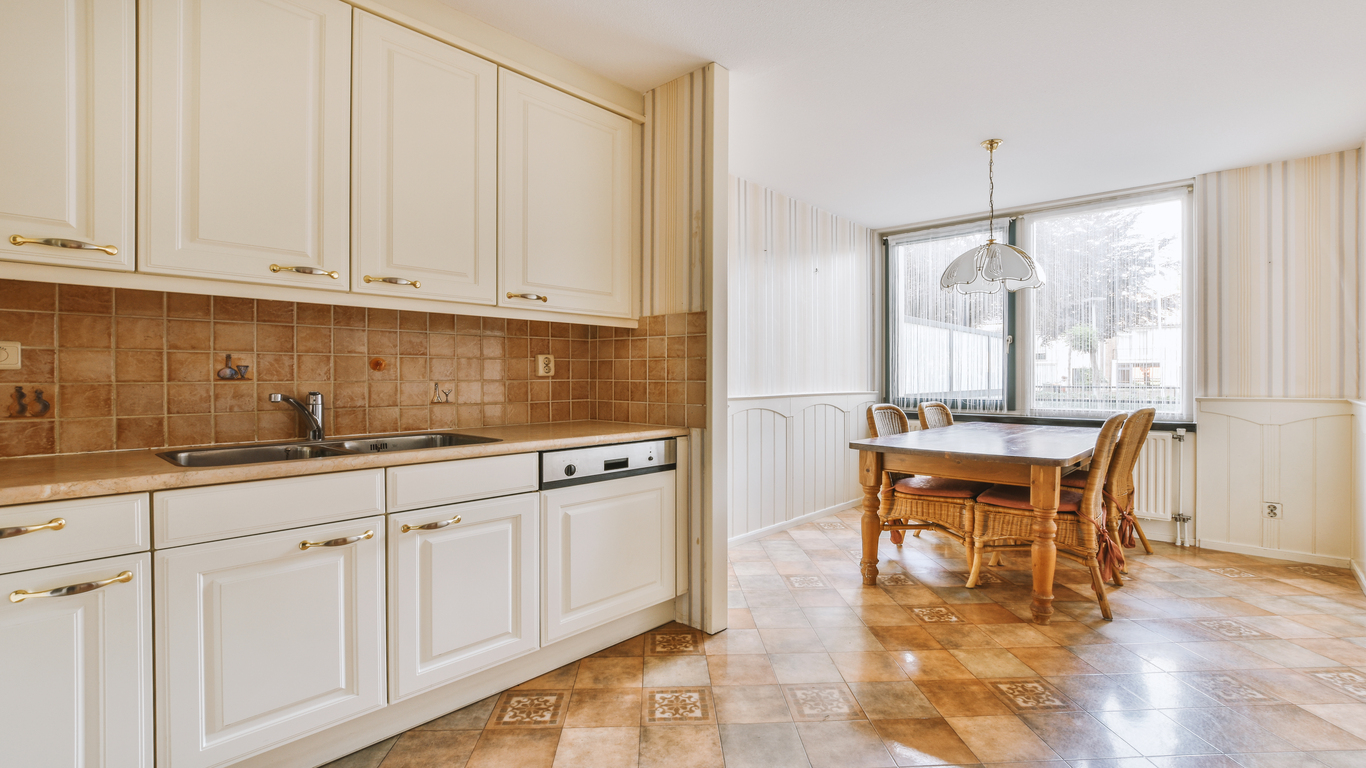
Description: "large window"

(887, 188), (1190, 420)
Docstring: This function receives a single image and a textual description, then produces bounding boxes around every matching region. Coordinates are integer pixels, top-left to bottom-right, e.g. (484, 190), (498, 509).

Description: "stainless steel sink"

(158, 443), (355, 467)
(323, 432), (501, 454)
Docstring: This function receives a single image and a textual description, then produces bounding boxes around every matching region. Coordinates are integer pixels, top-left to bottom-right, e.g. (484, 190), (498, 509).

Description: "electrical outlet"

(0, 341), (20, 370)
(1264, 502), (1281, 519)
(535, 354), (555, 377)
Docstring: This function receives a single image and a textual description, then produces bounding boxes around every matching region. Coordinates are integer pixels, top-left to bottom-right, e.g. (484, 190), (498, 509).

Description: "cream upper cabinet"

(352, 11), (498, 303)
(0, 0), (135, 270)
(140, 0), (352, 289)
(499, 70), (638, 319)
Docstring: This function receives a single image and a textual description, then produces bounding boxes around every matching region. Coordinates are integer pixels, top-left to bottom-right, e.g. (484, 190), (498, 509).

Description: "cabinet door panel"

(0, 553), (152, 768)
(0, 0), (135, 269)
(542, 471), (674, 643)
(499, 70), (636, 318)
(389, 494), (537, 700)
(352, 10), (497, 303)
(140, 0), (351, 287)
(156, 517), (385, 768)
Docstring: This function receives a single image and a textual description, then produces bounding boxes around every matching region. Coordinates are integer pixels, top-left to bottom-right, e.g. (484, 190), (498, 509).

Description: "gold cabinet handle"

(299, 529), (374, 550)
(506, 292), (549, 303)
(270, 264), (340, 279)
(401, 515), (461, 533)
(0, 517), (65, 540)
(10, 570), (133, 603)
(10, 235), (118, 257)
(364, 275), (421, 289)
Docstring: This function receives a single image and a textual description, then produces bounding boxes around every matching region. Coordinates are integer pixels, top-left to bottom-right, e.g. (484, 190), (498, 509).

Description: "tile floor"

(326, 506), (1366, 767)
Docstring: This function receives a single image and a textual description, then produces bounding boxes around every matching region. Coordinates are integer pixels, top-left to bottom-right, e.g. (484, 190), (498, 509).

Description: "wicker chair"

(1062, 408), (1157, 567)
(918, 401), (954, 430)
(865, 403), (989, 559)
(968, 411), (1128, 620)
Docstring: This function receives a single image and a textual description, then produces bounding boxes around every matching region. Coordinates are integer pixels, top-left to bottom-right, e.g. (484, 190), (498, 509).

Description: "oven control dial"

(565, 464), (576, 476)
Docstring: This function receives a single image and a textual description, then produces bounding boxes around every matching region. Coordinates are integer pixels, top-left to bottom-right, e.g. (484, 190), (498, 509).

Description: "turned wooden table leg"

(1029, 465), (1061, 625)
(859, 450), (883, 585)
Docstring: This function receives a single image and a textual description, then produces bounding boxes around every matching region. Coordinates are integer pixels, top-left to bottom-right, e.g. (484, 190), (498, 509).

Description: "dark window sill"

(950, 412), (1196, 433)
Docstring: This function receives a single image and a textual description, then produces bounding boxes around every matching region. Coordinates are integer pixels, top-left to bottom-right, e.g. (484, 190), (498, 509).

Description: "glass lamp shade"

(939, 240), (1046, 294)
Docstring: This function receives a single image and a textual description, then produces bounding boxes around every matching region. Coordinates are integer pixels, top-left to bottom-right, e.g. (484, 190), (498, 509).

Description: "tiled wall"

(594, 312), (707, 429)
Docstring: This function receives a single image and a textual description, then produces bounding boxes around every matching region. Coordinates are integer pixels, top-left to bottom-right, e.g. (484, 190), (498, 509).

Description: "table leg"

(1029, 465), (1062, 625)
(858, 450), (883, 585)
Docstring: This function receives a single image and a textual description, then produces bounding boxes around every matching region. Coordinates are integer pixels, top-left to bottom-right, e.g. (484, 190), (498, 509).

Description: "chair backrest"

(1105, 407), (1156, 509)
(867, 404), (910, 437)
(1079, 412), (1128, 527)
(917, 401), (954, 430)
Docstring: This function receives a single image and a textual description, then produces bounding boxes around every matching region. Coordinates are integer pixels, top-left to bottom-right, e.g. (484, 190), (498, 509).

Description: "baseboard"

(236, 600), (677, 768)
(1353, 560), (1366, 594)
(728, 498), (860, 546)
(1199, 539), (1351, 569)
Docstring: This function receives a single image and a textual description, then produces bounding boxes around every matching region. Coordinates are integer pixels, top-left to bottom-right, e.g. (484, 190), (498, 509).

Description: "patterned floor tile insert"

(816, 521), (847, 530)
(911, 606), (964, 624)
(1182, 673), (1281, 704)
(955, 569), (1004, 584)
(487, 690), (569, 728)
(642, 687), (715, 724)
(1287, 564), (1341, 580)
(782, 683), (866, 721)
(1208, 567), (1260, 578)
(875, 573), (918, 586)
(786, 575), (828, 589)
(1194, 619), (1270, 639)
(1306, 669), (1366, 701)
(645, 630), (703, 656)
(984, 678), (1080, 713)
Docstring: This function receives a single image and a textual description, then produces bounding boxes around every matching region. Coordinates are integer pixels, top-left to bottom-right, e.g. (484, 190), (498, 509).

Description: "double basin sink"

(158, 432), (501, 467)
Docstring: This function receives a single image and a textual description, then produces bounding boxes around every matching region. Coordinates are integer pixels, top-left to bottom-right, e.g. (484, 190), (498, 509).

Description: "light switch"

(0, 341), (19, 370)
(535, 354), (555, 377)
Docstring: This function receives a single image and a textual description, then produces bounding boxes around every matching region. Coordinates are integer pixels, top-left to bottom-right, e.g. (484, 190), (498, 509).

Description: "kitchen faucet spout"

(270, 392), (325, 441)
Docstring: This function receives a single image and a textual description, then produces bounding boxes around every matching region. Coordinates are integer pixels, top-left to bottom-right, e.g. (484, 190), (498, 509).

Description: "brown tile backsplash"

(0, 279), (706, 458)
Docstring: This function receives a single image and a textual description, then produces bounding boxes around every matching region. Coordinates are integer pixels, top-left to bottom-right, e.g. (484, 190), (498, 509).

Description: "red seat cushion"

(893, 476), (990, 499)
(977, 484), (1083, 512)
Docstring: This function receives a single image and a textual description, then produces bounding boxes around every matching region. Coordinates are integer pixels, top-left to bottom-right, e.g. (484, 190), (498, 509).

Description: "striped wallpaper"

(642, 69), (707, 317)
(1197, 148), (1360, 399)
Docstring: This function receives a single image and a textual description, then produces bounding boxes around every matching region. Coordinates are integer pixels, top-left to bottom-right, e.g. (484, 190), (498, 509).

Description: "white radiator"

(1132, 432), (1176, 521)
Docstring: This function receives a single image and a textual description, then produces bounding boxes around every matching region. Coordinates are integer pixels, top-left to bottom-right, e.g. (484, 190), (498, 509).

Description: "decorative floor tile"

(816, 521), (847, 530)
(1288, 565), (1338, 579)
(1195, 619), (1269, 639)
(783, 683), (865, 721)
(1306, 669), (1366, 700)
(876, 573), (917, 586)
(646, 631), (703, 656)
(1209, 567), (1259, 578)
(642, 687), (714, 724)
(956, 570), (1003, 584)
(912, 606), (963, 623)
(985, 678), (1079, 713)
(786, 575), (828, 589)
(1187, 674), (1278, 703)
(487, 690), (568, 728)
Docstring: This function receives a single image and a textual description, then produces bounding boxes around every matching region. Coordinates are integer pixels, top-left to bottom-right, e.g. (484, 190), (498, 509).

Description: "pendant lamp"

(939, 139), (1045, 294)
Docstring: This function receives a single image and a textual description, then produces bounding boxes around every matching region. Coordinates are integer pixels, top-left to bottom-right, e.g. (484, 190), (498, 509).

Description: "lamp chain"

(987, 146), (995, 236)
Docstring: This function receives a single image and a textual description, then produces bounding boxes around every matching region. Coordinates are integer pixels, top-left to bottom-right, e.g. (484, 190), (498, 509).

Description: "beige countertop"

(0, 421), (689, 506)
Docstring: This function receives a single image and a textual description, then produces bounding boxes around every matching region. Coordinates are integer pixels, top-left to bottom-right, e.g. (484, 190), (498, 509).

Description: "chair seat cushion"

(977, 484), (1083, 512)
(893, 476), (990, 499)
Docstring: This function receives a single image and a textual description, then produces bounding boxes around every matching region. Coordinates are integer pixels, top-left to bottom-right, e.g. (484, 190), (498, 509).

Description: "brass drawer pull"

(401, 515), (461, 533)
(270, 264), (340, 279)
(10, 235), (118, 257)
(506, 292), (548, 303)
(299, 530), (374, 550)
(10, 570), (133, 603)
(0, 518), (65, 540)
(364, 275), (421, 289)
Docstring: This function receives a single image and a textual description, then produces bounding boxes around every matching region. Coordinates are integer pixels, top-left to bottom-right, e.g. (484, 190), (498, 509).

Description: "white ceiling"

(438, 0), (1366, 228)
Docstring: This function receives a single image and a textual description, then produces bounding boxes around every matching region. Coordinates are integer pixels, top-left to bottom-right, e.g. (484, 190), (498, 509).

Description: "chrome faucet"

(270, 391), (325, 441)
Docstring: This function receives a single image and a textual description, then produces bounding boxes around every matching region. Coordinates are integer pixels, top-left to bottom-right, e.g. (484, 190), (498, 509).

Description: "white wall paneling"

(1196, 397), (1353, 567)
(727, 393), (877, 543)
(1352, 400), (1366, 588)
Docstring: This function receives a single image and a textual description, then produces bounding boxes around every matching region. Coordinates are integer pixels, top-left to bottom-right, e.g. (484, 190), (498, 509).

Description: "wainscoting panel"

(1196, 397), (1354, 566)
(727, 393), (877, 543)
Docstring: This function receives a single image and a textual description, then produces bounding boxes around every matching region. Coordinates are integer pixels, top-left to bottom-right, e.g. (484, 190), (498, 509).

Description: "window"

(886, 188), (1190, 420)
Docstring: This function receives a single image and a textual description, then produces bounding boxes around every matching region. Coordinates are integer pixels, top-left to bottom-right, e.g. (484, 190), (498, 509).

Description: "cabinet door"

(0, 0), (135, 270)
(156, 517), (385, 768)
(0, 553), (152, 768)
(140, 0), (351, 288)
(499, 70), (637, 318)
(542, 471), (674, 643)
(352, 10), (498, 303)
(389, 494), (537, 700)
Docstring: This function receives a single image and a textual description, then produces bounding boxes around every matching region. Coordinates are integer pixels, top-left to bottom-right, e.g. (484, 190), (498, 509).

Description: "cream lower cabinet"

(541, 472), (675, 643)
(0, 553), (152, 768)
(388, 493), (538, 701)
(0, 0), (135, 270)
(156, 516), (386, 768)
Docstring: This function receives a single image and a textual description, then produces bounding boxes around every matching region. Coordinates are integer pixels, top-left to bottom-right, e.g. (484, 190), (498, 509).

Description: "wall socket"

(1264, 502), (1281, 519)
(535, 354), (555, 377)
(0, 341), (20, 370)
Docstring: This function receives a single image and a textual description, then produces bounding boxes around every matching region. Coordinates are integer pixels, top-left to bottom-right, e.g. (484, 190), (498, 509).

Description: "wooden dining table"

(849, 421), (1100, 625)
